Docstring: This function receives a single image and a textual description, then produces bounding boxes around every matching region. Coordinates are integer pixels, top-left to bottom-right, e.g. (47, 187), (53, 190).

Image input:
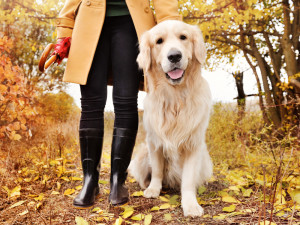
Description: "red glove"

(51, 37), (71, 64)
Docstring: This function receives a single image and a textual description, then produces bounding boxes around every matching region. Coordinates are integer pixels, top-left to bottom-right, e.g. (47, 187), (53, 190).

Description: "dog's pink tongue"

(167, 69), (184, 79)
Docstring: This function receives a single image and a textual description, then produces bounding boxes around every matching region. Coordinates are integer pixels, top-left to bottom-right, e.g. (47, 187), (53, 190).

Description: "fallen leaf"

(131, 214), (144, 221)
(150, 206), (160, 211)
(144, 214), (152, 225)
(115, 216), (122, 225)
(131, 191), (143, 197)
(243, 189), (253, 197)
(198, 186), (206, 195)
(121, 206), (134, 218)
(75, 216), (89, 225)
(99, 180), (109, 184)
(64, 188), (75, 195)
(288, 189), (300, 204)
(71, 177), (82, 181)
(222, 204), (236, 212)
(75, 185), (82, 190)
(159, 196), (169, 202)
(34, 193), (44, 201)
(160, 203), (171, 210)
(169, 195), (179, 205)
(9, 200), (25, 209)
(259, 221), (276, 225)
(10, 185), (21, 198)
(36, 202), (42, 210)
(222, 196), (239, 203)
(18, 210), (28, 216)
(51, 191), (60, 195)
(164, 213), (172, 221)
(213, 214), (227, 220)
(229, 186), (240, 191)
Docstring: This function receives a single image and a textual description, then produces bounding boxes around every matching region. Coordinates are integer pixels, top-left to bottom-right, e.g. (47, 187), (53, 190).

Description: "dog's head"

(137, 20), (206, 86)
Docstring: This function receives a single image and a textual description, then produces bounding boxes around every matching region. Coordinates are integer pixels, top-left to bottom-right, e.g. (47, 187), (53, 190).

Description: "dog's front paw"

(182, 201), (204, 217)
(144, 187), (161, 198)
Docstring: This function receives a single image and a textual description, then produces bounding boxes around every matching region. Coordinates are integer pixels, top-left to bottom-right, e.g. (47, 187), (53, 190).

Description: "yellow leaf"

(61, 176), (69, 181)
(115, 216), (122, 225)
(36, 202), (42, 210)
(228, 186), (240, 191)
(64, 188), (75, 196)
(259, 221), (276, 225)
(144, 214), (152, 225)
(198, 186), (206, 195)
(76, 185), (82, 190)
(276, 211), (285, 217)
(57, 182), (61, 190)
(243, 189), (253, 197)
(121, 206), (134, 218)
(288, 189), (300, 204)
(10, 185), (21, 198)
(75, 216), (89, 225)
(9, 200), (25, 209)
(71, 177), (82, 181)
(164, 213), (172, 221)
(213, 214), (227, 220)
(99, 180), (109, 184)
(92, 207), (101, 212)
(131, 214), (144, 221)
(12, 133), (22, 141)
(160, 203), (171, 210)
(131, 191), (144, 197)
(222, 204), (236, 212)
(34, 193), (44, 201)
(222, 196), (239, 203)
(129, 178), (136, 183)
(51, 191), (60, 195)
(150, 206), (160, 211)
(159, 196), (169, 202)
(18, 210), (28, 216)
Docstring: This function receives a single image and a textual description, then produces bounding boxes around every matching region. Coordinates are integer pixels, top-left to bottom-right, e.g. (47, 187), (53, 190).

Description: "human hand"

(51, 37), (71, 64)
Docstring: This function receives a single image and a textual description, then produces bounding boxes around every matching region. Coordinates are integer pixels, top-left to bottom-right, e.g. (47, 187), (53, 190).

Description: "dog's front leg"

(181, 152), (204, 217)
(144, 143), (164, 198)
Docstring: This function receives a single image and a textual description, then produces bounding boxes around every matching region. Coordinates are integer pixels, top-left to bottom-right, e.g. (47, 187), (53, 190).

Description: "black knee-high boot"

(109, 128), (137, 205)
(73, 128), (103, 208)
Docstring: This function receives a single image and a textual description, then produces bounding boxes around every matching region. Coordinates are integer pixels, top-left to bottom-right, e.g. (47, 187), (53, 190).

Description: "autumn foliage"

(0, 36), (36, 141)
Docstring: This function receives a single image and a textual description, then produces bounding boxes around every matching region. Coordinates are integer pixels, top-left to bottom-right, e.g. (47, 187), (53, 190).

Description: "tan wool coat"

(56, 0), (181, 86)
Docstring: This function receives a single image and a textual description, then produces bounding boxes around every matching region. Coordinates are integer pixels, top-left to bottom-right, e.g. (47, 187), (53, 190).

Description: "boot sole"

(72, 193), (101, 209)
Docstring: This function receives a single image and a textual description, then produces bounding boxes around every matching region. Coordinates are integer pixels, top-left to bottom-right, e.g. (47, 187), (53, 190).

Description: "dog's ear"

(192, 26), (207, 65)
(137, 32), (151, 72)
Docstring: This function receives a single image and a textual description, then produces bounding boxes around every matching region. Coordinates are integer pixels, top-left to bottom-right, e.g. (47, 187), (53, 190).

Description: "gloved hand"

(51, 37), (71, 64)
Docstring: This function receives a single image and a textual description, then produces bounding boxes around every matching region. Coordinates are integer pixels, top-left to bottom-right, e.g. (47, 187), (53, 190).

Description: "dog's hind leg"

(143, 143), (164, 198)
(181, 148), (205, 217)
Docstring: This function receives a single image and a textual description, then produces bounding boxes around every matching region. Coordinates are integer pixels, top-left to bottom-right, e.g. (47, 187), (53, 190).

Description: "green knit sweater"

(106, 0), (130, 17)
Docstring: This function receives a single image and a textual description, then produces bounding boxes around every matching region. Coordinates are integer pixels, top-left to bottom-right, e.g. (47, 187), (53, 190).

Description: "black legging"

(79, 15), (141, 131)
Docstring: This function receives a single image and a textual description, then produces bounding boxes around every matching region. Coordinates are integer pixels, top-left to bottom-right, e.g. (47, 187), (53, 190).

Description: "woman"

(53, 0), (181, 208)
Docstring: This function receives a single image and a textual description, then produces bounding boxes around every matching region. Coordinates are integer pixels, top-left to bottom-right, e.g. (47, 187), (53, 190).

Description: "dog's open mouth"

(166, 68), (185, 81)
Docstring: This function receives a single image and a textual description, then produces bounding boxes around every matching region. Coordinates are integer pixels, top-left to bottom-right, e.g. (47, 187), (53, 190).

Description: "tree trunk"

(233, 71), (246, 117)
(250, 37), (281, 127)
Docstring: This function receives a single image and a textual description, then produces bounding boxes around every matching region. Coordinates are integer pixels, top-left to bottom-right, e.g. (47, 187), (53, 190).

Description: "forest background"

(0, 0), (299, 224)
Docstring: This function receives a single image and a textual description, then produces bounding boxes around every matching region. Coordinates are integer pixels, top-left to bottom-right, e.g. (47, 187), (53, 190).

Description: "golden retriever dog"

(129, 20), (213, 217)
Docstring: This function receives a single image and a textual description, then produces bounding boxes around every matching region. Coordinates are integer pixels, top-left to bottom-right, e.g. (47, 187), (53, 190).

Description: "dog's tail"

(128, 143), (151, 189)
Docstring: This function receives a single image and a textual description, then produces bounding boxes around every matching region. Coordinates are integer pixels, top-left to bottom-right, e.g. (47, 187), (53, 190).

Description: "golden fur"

(129, 20), (213, 217)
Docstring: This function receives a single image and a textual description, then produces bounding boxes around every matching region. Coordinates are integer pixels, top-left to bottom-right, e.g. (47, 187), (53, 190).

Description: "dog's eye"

(156, 38), (163, 44)
(180, 35), (187, 40)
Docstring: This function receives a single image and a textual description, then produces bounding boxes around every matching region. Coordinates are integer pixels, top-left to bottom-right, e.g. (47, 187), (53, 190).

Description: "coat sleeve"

(152, 0), (182, 23)
(55, 0), (82, 38)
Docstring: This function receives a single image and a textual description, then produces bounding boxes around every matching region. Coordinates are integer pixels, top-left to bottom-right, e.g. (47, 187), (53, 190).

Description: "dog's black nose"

(167, 49), (182, 63)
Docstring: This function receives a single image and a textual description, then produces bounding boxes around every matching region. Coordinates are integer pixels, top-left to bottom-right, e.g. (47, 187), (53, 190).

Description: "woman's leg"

(73, 19), (110, 208)
(109, 15), (141, 205)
